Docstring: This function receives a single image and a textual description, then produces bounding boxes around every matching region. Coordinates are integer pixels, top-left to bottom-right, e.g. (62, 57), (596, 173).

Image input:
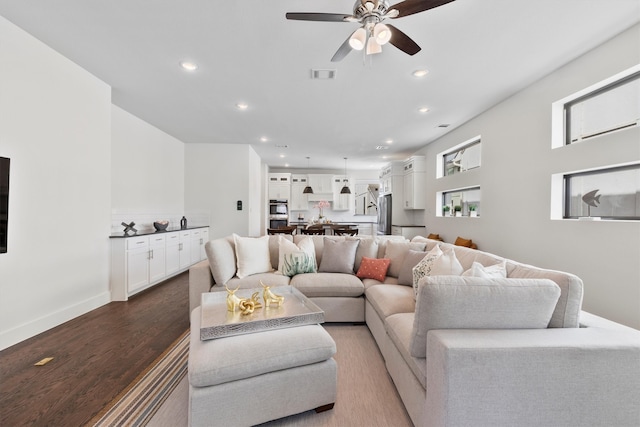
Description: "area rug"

(90, 330), (190, 427)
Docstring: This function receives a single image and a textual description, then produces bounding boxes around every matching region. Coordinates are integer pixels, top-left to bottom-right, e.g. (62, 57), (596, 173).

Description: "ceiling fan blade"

(285, 12), (353, 22)
(388, 0), (455, 19)
(386, 24), (421, 56)
(331, 34), (354, 62)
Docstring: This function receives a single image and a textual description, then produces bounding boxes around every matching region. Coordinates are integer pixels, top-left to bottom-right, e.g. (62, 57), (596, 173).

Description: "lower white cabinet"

(110, 226), (209, 301)
(391, 225), (426, 240)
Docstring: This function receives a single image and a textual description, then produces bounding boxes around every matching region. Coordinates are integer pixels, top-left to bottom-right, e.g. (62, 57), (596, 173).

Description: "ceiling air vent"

(311, 69), (337, 80)
(375, 146), (390, 150)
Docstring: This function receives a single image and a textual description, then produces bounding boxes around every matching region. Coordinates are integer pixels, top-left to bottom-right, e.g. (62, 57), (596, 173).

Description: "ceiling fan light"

(366, 37), (382, 55)
(374, 23), (391, 45)
(349, 27), (366, 50)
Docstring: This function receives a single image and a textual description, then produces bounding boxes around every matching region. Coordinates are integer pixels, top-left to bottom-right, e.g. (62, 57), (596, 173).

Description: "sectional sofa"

(189, 234), (640, 427)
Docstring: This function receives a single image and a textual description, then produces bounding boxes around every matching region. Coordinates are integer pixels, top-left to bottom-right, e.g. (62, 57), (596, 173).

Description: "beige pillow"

(384, 240), (427, 278)
(397, 250), (428, 286)
(232, 234), (272, 279)
(412, 246), (463, 297)
(318, 238), (360, 274)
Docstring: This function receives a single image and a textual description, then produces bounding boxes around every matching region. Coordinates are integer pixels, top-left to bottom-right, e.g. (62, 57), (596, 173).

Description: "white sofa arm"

(425, 326), (640, 427)
(189, 260), (214, 315)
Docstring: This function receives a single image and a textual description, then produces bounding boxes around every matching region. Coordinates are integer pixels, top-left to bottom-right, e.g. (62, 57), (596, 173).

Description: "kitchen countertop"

(109, 225), (209, 238)
(289, 221), (376, 224)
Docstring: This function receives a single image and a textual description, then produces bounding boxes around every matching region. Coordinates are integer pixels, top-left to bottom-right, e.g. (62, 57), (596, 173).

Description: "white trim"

(551, 64), (640, 149)
(0, 291), (111, 351)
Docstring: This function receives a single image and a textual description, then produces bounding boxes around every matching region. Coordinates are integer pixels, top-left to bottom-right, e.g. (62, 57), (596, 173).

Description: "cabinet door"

(404, 173), (414, 209)
(179, 231), (191, 269)
(127, 246), (149, 293)
(290, 183), (309, 210)
(147, 235), (166, 283)
(199, 228), (209, 261)
(165, 234), (180, 276)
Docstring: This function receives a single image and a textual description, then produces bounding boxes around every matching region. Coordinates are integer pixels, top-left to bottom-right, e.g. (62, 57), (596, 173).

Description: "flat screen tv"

(0, 157), (9, 253)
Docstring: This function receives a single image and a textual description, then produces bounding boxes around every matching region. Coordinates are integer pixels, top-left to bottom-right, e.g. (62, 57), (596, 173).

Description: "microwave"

(269, 200), (288, 216)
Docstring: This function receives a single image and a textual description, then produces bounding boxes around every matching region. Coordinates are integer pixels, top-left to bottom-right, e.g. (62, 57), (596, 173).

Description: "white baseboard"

(0, 291), (111, 351)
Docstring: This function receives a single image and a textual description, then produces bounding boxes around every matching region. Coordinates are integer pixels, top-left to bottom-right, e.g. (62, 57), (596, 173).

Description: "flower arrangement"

(314, 200), (330, 218)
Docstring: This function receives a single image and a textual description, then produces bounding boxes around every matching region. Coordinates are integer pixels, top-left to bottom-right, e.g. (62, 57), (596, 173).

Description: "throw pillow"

(397, 250), (428, 286)
(348, 237), (378, 271)
(356, 257), (391, 282)
(232, 234), (272, 279)
(454, 236), (473, 247)
(428, 233), (443, 241)
(384, 240), (427, 278)
(318, 238), (360, 274)
(409, 276), (561, 357)
(412, 246), (463, 297)
(278, 235), (317, 277)
(462, 260), (507, 278)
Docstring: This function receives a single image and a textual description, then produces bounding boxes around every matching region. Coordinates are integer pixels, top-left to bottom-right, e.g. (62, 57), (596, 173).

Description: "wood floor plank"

(0, 272), (190, 426)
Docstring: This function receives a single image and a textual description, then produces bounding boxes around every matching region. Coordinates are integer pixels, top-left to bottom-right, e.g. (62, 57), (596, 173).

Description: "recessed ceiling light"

(385, 139), (393, 144)
(179, 61), (198, 71)
(418, 106), (430, 113)
(285, 163), (290, 167)
(260, 136), (268, 142)
(279, 154), (285, 158)
(236, 102), (248, 110)
(412, 69), (428, 78)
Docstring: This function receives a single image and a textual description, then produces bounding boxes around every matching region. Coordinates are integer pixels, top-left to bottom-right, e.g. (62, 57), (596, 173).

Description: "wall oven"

(269, 199), (289, 229)
(269, 199), (288, 216)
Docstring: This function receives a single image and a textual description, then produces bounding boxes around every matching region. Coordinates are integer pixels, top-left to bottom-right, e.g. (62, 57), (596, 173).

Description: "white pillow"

(233, 234), (272, 279)
(462, 260), (507, 278)
(412, 246), (463, 297)
(278, 235), (317, 276)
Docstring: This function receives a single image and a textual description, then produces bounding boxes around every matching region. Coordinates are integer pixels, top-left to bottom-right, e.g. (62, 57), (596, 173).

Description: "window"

(438, 186), (481, 217)
(564, 164), (640, 220)
(437, 136), (481, 178)
(552, 65), (640, 148)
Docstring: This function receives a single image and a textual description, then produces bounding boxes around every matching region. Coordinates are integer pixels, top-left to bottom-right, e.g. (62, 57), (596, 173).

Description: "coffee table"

(199, 286), (324, 340)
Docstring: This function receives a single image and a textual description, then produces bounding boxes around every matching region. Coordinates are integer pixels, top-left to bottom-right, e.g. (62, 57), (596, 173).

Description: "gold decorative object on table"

(260, 280), (284, 307)
(200, 286), (324, 340)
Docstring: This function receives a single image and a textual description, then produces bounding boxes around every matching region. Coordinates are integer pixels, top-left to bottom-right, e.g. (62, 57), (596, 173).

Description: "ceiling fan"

(285, 0), (456, 62)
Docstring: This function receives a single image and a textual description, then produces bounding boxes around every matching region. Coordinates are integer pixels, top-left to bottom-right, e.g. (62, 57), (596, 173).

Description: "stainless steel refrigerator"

(377, 194), (392, 235)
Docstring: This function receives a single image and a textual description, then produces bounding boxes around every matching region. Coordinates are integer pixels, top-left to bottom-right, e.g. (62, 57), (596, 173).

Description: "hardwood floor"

(0, 272), (190, 427)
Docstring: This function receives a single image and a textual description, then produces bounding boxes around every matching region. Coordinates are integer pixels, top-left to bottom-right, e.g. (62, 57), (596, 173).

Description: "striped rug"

(91, 330), (190, 427)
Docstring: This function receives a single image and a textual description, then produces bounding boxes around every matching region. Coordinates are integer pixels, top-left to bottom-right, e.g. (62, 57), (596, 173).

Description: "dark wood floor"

(0, 272), (190, 427)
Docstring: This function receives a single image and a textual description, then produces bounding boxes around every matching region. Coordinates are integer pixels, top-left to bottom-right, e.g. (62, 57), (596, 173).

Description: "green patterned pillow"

(282, 250), (317, 277)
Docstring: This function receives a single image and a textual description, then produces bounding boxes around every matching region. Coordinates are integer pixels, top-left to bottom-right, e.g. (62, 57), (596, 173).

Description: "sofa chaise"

(189, 234), (640, 427)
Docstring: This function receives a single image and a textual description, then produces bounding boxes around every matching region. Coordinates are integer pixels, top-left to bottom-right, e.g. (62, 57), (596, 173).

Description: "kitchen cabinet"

(290, 174), (310, 211)
(332, 175), (352, 211)
(307, 174), (333, 200)
(403, 156), (426, 209)
(110, 226), (209, 301)
(268, 173), (291, 200)
(379, 161), (403, 195)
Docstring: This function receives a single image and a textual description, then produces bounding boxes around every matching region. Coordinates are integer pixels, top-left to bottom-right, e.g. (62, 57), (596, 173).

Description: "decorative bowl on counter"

(153, 221), (169, 231)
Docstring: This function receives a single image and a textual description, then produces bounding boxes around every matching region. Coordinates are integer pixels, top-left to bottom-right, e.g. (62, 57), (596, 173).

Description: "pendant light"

(303, 157), (314, 194)
(340, 157), (351, 194)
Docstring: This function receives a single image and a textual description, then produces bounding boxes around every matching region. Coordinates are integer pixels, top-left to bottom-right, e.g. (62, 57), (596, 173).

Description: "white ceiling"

(1, 0), (638, 170)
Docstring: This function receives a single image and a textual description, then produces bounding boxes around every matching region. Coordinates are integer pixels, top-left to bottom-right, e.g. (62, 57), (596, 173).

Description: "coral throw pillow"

(356, 257), (391, 282)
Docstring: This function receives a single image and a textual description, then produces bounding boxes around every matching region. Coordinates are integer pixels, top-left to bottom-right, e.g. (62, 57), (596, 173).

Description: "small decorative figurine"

(260, 281), (285, 307)
(225, 285), (244, 312)
(121, 221), (137, 235)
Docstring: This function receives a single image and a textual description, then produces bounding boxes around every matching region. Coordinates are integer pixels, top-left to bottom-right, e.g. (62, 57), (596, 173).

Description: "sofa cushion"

(365, 284), (416, 320)
(318, 238), (359, 274)
(291, 272), (364, 297)
(233, 234), (272, 279)
(507, 262), (583, 328)
(397, 250), (428, 286)
(269, 234), (292, 269)
(205, 236), (237, 286)
(385, 312), (426, 389)
(293, 235), (343, 266)
(462, 260), (507, 278)
(348, 237), (378, 271)
(384, 240), (427, 278)
(410, 276), (561, 357)
(277, 235), (317, 276)
(361, 276), (399, 290)
(356, 257), (391, 282)
(412, 246), (464, 297)
(189, 309), (336, 388)
(225, 272), (290, 290)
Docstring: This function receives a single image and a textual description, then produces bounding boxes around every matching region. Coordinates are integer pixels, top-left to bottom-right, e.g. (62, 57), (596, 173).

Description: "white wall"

(0, 16), (112, 349)
(416, 24), (640, 328)
(111, 105), (185, 232)
(184, 144), (262, 239)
